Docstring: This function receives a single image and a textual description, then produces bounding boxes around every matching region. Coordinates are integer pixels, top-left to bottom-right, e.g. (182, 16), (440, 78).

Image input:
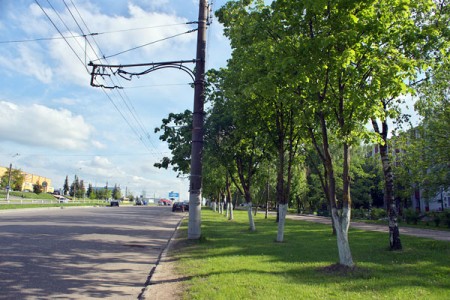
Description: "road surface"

(0, 206), (184, 299)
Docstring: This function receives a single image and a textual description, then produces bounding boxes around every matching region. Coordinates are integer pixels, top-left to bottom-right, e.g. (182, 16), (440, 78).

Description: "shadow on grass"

(169, 209), (450, 298)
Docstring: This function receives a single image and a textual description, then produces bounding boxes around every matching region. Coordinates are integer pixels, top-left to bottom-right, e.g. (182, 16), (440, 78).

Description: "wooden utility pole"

(188, 0), (208, 239)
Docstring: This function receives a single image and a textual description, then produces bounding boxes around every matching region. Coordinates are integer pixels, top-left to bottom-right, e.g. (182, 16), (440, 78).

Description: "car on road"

(172, 201), (189, 212)
(135, 199), (143, 205)
(58, 198), (69, 203)
(110, 199), (119, 207)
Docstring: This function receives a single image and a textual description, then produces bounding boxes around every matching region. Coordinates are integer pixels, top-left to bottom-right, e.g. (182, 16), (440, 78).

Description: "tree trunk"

(331, 207), (354, 267)
(226, 174), (233, 220)
(228, 202), (234, 220)
(372, 118), (402, 250)
(276, 203), (288, 242)
(320, 111), (354, 266)
(247, 202), (255, 231)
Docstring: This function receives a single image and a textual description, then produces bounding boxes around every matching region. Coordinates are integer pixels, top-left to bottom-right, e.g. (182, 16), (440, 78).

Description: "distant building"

(0, 166), (54, 193)
(366, 126), (449, 212)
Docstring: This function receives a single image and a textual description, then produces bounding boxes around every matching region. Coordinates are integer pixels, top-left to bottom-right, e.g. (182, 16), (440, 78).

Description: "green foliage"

(1, 168), (25, 191)
(352, 208), (368, 220)
(370, 208), (387, 220)
(154, 110), (192, 176)
(427, 211), (442, 227)
(404, 208), (421, 225)
(444, 210), (450, 228)
(33, 181), (43, 194)
(112, 184), (122, 200)
(63, 175), (70, 196)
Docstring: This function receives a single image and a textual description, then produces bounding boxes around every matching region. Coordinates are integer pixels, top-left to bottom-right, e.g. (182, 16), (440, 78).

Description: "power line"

(64, 0), (165, 159)
(0, 25), (195, 44)
(93, 29), (198, 61)
(34, 0), (88, 73)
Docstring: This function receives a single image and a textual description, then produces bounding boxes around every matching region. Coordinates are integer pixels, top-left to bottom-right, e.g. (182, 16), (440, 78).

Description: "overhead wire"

(92, 28), (198, 61)
(0, 23), (194, 44)
(64, 0), (170, 158)
(34, 0), (88, 73)
(34, 0), (195, 160)
(69, 2), (163, 157)
(34, 0), (158, 158)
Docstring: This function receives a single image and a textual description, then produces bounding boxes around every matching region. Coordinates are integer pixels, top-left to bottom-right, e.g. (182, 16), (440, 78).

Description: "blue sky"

(0, 0), (231, 199)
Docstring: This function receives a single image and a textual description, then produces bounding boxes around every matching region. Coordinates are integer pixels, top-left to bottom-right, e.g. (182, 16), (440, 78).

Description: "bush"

(427, 212), (442, 227)
(443, 210), (450, 228)
(370, 208), (387, 220)
(404, 208), (421, 225)
(352, 208), (367, 220)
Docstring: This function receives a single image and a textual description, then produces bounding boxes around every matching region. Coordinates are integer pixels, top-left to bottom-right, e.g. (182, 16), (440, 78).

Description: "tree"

(70, 175), (80, 198)
(1, 168), (24, 191)
(33, 180), (43, 194)
(63, 175), (70, 196)
(154, 110), (193, 176)
(218, 1), (303, 239)
(87, 183), (94, 199)
(112, 184), (122, 200)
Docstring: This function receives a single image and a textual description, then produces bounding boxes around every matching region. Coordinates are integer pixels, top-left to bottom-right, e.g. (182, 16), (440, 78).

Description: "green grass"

(0, 190), (55, 199)
(172, 209), (450, 300)
(0, 202), (109, 210)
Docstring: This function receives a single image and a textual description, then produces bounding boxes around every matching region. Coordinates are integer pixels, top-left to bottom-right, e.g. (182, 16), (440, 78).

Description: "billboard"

(169, 191), (179, 198)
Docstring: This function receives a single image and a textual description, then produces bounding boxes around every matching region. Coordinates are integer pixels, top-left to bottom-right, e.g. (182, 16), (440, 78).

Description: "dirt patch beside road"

(141, 219), (190, 300)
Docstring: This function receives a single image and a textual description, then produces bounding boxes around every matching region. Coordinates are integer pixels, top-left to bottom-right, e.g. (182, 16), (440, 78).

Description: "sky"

(0, 0), (232, 200)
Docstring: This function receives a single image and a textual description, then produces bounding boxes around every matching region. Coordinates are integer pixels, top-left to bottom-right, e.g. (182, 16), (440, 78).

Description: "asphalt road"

(0, 206), (184, 299)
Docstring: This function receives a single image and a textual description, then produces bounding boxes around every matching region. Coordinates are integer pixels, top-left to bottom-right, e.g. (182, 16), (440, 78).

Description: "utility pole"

(6, 163), (12, 202)
(188, 0), (208, 240)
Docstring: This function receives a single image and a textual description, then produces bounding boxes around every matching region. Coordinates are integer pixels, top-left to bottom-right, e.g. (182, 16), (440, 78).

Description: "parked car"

(135, 199), (143, 205)
(172, 201), (189, 212)
(110, 199), (119, 207)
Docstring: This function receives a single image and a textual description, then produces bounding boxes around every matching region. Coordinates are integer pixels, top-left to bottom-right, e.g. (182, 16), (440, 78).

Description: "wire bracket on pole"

(88, 59), (197, 89)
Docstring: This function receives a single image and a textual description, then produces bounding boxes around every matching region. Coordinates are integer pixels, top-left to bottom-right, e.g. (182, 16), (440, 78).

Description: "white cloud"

(0, 45), (53, 83)
(0, 101), (93, 150)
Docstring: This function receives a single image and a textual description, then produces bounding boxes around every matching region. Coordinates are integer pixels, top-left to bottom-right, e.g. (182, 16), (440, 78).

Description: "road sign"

(169, 192), (179, 198)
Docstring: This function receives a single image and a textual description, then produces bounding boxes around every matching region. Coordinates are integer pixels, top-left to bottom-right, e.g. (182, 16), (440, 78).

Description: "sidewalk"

(287, 213), (450, 241)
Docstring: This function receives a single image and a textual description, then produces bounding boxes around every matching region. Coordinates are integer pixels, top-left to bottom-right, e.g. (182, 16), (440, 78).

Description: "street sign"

(169, 192), (179, 198)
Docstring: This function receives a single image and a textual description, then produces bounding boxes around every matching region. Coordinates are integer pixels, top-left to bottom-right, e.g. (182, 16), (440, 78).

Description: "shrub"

(370, 208), (387, 220)
(352, 208), (367, 220)
(443, 210), (450, 228)
(404, 208), (421, 225)
(428, 212), (442, 227)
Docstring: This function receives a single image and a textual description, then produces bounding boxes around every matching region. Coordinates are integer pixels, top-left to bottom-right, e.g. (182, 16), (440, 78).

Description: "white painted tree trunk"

(225, 202), (229, 218)
(228, 202), (234, 220)
(331, 207), (354, 267)
(247, 202), (256, 231)
(219, 202), (224, 214)
(276, 203), (288, 242)
(212, 201), (217, 212)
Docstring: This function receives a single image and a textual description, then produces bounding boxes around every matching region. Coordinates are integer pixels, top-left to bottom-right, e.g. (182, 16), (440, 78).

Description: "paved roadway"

(0, 206), (184, 299)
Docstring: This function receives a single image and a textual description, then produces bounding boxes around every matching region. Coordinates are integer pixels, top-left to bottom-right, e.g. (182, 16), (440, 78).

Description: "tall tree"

(112, 184), (122, 200)
(63, 175), (70, 196)
(265, 0), (435, 265)
(215, 3), (306, 238)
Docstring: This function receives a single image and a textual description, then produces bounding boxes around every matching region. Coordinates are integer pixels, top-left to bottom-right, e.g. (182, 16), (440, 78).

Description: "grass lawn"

(171, 209), (450, 300)
(0, 202), (108, 210)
